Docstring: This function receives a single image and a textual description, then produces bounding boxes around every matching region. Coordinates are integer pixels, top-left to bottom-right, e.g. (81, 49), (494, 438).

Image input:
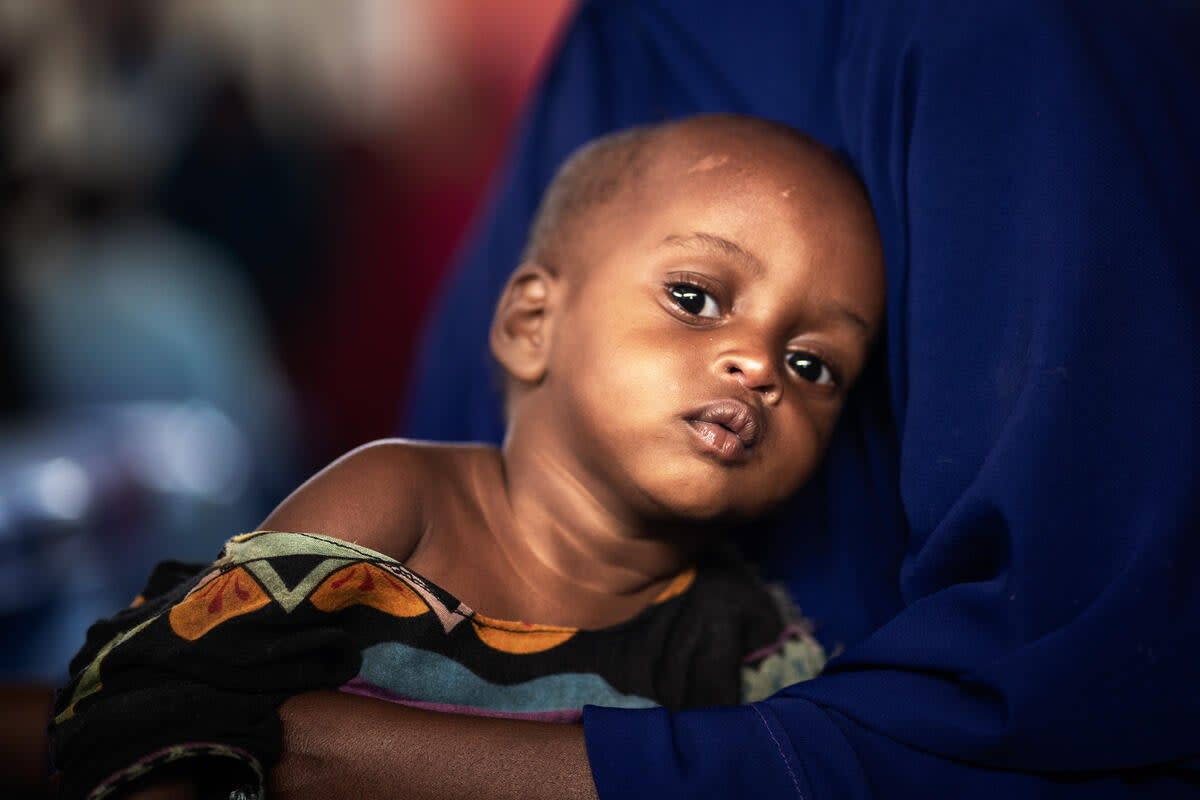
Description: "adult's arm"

(271, 692), (595, 800)
(403, 1), (1200, 798)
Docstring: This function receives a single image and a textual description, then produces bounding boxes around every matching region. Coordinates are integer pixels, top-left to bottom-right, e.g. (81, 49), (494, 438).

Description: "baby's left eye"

(668, 284), (721, 318)
(786, 351), (836, 386)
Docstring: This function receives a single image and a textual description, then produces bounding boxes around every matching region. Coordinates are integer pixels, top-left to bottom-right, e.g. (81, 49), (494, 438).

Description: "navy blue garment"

(405, 1), (1200, 797)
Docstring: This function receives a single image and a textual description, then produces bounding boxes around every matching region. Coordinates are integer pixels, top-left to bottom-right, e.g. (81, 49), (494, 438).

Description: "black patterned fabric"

(50, 530), (824, 800)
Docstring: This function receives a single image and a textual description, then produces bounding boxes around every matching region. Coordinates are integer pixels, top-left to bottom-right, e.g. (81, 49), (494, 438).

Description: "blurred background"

(0, 0), (573, 791)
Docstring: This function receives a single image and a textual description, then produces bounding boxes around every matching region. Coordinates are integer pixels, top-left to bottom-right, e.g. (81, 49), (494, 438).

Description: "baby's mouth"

(685, 399), (762, 462)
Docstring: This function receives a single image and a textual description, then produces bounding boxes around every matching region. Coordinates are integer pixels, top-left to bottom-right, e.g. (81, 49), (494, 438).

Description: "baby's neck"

(409, 445), (700, 629)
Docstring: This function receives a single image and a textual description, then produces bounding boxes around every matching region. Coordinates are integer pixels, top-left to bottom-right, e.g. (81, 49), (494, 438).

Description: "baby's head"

(490, 114), (884, 524)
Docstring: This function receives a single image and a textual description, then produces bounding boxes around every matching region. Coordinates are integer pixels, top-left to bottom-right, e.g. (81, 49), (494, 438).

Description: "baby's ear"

(490, 262), (561, 385)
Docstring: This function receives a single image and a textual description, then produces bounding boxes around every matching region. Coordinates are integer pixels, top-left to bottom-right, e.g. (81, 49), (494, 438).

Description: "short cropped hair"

(520, 115), (840, 274)
(521, 125), (657, 271)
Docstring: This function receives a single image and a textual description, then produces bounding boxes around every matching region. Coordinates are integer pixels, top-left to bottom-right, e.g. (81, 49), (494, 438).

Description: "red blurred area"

(308, 1), (575, 461)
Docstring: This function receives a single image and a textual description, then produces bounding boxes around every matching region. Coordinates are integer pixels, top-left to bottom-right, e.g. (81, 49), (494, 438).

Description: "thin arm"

(270, 691), (598, 800)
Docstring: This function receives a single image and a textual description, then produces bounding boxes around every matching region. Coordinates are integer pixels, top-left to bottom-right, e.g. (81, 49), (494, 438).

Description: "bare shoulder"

(259, 439), (479, 561)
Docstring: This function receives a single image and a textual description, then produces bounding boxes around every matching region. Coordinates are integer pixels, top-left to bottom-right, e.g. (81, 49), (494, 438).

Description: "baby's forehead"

(529, 116), (876, 285)
(640, 130), (856, 203)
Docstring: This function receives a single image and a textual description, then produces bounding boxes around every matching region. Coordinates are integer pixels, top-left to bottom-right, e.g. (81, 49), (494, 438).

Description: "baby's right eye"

(668, 284), (721, 318)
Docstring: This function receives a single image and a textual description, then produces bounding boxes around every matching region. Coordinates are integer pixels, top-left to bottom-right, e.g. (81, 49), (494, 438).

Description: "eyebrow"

(827, 301), (873, 339)
(659, 232), (765, 277)
(662, 231), (874, 337)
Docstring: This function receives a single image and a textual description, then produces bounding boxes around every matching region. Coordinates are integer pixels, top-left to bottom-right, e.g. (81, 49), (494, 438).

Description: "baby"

(51, 114), (885, 799)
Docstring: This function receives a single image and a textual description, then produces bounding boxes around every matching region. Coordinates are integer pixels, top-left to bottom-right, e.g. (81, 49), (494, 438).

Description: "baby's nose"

(718, 352), (781, 404)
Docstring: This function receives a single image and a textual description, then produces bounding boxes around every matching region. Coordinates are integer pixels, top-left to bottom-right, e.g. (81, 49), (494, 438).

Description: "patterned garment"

(50, 530), (825, 800)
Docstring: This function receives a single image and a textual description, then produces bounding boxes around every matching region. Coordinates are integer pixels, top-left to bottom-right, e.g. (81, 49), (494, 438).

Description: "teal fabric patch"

(359, 642), (658, 712)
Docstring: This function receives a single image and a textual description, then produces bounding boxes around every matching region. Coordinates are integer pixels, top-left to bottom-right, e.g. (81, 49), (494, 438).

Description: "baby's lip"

(685, 399), (762, 450)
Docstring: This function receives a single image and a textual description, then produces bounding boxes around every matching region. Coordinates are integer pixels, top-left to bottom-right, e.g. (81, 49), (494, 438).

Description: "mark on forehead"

(780, 186), (795, 198)
(686, 154), (731, 173)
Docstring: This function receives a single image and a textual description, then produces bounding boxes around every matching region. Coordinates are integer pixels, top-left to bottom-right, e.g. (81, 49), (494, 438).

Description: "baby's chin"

(618, 450), (809, 527)
(637, 477), (795, 530)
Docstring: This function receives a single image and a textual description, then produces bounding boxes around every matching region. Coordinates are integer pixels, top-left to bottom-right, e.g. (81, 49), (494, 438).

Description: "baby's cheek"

(774, 414), (825, 480)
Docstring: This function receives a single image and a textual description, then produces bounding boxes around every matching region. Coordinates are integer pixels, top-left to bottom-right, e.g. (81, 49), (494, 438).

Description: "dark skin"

(272, 692), (596, 800)
(0, 683), (57, 798)
(122, 118), (884, 799)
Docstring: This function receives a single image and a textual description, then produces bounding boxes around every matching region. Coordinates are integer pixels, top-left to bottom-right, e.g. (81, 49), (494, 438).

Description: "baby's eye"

(786, 351), (836, 386)
(668, 284), (720, 318)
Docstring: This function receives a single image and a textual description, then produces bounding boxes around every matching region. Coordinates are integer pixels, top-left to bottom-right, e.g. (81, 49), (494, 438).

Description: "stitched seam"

(751, 704), (805, 800)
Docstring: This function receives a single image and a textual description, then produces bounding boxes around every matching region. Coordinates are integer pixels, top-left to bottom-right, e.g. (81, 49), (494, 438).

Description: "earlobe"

(489, 263), (559, 385)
